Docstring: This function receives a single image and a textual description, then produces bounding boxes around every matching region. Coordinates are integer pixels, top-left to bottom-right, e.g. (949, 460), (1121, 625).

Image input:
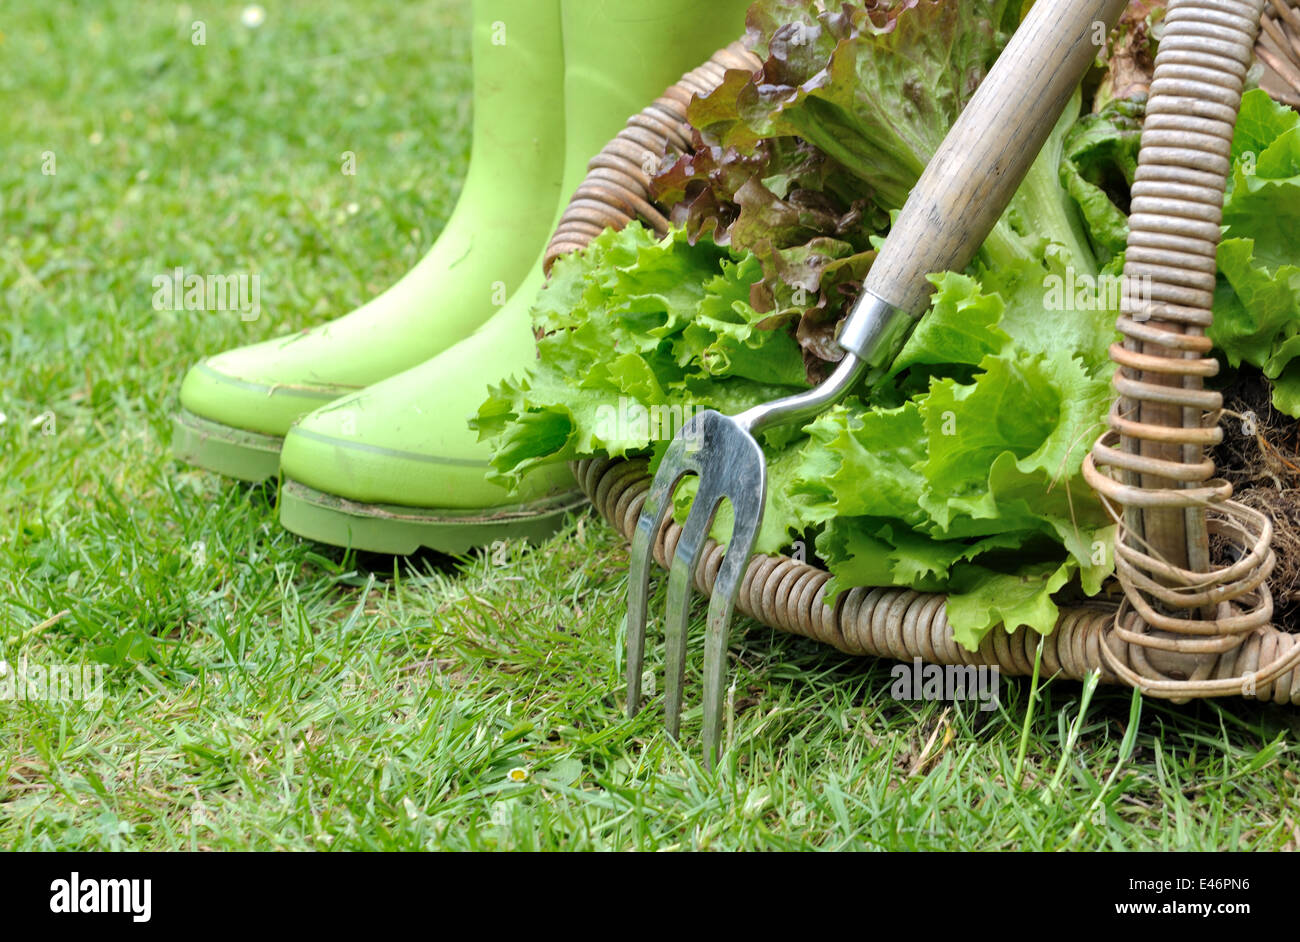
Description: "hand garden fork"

(625, 0), (1130, 763)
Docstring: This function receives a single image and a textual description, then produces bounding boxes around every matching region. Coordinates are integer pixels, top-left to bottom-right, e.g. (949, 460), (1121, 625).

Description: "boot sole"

(172, 409), (283, 482)
(279, 479), (589, 555)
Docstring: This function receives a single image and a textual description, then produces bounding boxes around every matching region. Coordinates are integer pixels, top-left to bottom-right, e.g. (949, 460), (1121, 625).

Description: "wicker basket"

(543, 3), (1300, 706)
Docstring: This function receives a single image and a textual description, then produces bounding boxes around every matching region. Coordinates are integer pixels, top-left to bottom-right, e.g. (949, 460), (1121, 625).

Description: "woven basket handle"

(860, 0), (1129, 318)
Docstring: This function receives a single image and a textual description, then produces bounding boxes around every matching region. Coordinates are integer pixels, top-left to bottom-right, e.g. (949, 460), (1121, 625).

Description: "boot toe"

(279, 378), (575, 511)
(178, 343), (352, 437)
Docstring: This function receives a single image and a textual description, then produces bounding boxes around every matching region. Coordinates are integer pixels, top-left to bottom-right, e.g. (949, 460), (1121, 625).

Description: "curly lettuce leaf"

(1059, 97), (1144, 267)
(472, 224), (810, 494)
(1221, 89), (1300, 270)
(1209, 90), (1300, 417)
(793, 278), (1115, 647)
(711, 0), (1019, 210)
(944, 560), (1076, 649)
(656, 0), (1098, 379)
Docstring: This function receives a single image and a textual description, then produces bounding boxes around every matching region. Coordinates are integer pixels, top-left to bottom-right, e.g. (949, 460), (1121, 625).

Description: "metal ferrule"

(835, 288), (917, 369)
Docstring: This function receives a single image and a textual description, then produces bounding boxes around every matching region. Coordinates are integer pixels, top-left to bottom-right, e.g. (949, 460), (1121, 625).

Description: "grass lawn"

(3, 0), (1298, 851)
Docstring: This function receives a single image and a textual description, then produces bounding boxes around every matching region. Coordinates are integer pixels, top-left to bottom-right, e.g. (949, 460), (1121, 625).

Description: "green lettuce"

(1210, 89), (1300, 417)
(792, 268), (1116, 648)
(1058, 98), (1144, 268)
(657, 0), (1097, 380)
(472, 225), (810, 484)
(1059, 86), (1300, 417)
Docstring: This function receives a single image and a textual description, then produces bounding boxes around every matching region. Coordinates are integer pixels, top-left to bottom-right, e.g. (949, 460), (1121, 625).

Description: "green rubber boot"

(173, 0), (566, 481)
(278, 0), (753, 553)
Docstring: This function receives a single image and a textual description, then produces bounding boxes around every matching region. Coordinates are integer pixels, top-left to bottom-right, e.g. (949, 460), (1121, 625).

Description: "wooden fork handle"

(859, 0), (1129, 318)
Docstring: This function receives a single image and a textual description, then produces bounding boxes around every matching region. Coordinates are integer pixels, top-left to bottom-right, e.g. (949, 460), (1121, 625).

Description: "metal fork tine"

(663, 483), (721, 738)
(625, 460), (690, 718)
(701, 491), (764, 765)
